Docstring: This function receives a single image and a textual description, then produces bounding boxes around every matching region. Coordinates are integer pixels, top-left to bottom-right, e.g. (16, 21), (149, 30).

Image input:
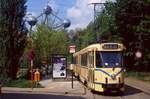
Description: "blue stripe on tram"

(95, 68), (125, 79)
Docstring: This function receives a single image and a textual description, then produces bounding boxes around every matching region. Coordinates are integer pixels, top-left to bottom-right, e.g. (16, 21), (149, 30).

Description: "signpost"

(28, 49), (35, 89)
(69, 45), (76, 89)
(69, 45), (76, 53)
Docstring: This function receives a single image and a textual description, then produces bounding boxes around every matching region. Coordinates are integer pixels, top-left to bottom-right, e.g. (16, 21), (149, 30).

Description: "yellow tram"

(72, 43), (125, 92)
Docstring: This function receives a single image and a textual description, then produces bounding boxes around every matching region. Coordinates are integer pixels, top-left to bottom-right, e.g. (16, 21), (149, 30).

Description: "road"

(0, 93), (85, 99)
(1, 78), (150, 99)
(91, 85), (150, 99)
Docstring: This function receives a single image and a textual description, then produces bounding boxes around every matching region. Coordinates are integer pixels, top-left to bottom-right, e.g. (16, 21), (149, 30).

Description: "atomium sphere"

(63, 19), (71, 28)
(43, 5), (52, 15)
(27, 16), (37, 26)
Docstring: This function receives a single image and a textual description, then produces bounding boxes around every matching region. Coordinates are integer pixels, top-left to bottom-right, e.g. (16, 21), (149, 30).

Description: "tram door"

(88, 51), (94, 89)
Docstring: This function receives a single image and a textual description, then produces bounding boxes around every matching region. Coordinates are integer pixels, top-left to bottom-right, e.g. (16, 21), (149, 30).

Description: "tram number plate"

(109, 78), (116, 81)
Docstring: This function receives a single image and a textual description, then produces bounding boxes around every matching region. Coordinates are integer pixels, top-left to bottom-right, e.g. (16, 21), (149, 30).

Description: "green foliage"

(73, 1), (122, 50)
(96, 1), (120, 41)
(31, 25), (69, 65)
(125, 71), (150, 83)
(72, 0), (150, 72)
(116, 0), (150, 71)
(80, 26), (95, 49)
(4, 79), (43, 88)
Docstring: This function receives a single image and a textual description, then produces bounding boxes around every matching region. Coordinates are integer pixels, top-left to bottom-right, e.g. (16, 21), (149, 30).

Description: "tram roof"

(73, 43), (124, 56)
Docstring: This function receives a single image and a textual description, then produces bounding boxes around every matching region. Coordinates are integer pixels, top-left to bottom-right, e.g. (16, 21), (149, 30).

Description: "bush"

(125, 71), (150, 83)
(3, 79), (43, 88)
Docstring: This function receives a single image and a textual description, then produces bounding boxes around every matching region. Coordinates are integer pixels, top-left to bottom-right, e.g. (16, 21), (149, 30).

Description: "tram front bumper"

(102, 83), (124, 90)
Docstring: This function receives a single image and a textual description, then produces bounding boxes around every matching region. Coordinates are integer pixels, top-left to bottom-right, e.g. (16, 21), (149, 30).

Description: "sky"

(26, 0), (112, 30)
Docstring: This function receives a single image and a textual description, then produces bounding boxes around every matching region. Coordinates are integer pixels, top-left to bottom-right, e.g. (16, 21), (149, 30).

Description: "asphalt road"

(1, 84), (150, 99)
(91, 85), (150, 99)
(0, 93), (85, 99)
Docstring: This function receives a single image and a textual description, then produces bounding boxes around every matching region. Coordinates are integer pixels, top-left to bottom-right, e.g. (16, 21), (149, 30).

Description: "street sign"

(135, 51), (142, 58)
(69, 45), (76, 53)
(28, 49), (35, 61)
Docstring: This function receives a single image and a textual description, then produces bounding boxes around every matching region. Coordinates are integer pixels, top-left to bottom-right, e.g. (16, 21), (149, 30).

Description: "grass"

(125, 71), (150, 83)
(3, 79), (44, 88)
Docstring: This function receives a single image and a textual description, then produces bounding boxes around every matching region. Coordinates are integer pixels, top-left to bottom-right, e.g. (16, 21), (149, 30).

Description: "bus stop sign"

(69, 45), (76, 53)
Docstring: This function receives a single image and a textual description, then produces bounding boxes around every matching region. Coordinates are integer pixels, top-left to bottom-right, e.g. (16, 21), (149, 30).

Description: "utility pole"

(89, 2), (106, 42)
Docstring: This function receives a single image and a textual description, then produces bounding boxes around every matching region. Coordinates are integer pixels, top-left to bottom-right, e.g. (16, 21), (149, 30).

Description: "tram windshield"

(96, 51), (123, 68)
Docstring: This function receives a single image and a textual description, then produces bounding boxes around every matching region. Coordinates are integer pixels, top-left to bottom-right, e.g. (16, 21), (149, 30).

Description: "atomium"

(63, 19), (71, 28)
(25, 3), (71, 32)
(43, 5), (52, 15)
(26, 15), (37, 26)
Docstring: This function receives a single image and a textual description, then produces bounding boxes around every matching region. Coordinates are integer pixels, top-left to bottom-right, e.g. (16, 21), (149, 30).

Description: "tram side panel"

(79, 66), (88, 84)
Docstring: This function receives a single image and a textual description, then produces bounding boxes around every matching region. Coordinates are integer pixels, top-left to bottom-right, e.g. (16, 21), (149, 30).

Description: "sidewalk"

(1, 80), (87, 96)
(2, 77), (150, 96)
(125, 77), (150, 94)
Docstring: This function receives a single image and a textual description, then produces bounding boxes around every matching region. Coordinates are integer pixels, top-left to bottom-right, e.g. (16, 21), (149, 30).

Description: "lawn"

(3, 79), (43, 88)
(125, 71), (150, 83)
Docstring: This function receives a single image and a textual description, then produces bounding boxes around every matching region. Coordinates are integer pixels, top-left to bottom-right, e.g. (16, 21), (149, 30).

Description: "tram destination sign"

(102, 44), (119, 49)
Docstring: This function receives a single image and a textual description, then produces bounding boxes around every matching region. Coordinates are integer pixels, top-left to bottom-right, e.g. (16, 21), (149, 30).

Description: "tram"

(72, 43), (125, 92)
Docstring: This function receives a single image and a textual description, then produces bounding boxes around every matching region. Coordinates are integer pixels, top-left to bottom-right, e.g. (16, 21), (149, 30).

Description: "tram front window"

(96, 52), (123, 68)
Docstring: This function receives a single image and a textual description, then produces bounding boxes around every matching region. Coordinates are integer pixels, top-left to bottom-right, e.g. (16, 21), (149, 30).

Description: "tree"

(31, 25), (69, 66)
(95, 1), (122, 42)
(0, 0), (27, 79)
(72, 0), (150, 72)
(73, 1), (122, 50)
(116, 0), (150, 71)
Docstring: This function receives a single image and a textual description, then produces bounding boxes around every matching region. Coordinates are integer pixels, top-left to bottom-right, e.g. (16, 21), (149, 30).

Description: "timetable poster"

(52, 55), (67, 78)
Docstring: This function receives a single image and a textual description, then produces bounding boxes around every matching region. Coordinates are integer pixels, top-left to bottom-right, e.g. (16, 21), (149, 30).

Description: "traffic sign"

(69, 45), (76, 53)
(135, 51), (142, 58)
(28, 49), (35, 61)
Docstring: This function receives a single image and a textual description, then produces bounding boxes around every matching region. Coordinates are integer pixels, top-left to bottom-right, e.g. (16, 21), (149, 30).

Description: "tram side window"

(96, 52), (102, 68)
(89, 52), (94, 68)
(88, 53), (92, 67)
(73, 57), (76, 64)
(81, 53), (87, 66)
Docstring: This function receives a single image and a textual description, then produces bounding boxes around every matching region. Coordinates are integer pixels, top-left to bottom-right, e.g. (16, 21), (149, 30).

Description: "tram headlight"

(104, 63), (108, 66)
(115, 63), (119, 66)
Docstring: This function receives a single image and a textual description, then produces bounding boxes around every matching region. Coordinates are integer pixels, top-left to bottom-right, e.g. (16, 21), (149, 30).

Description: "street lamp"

(89, 0), (106, 42)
